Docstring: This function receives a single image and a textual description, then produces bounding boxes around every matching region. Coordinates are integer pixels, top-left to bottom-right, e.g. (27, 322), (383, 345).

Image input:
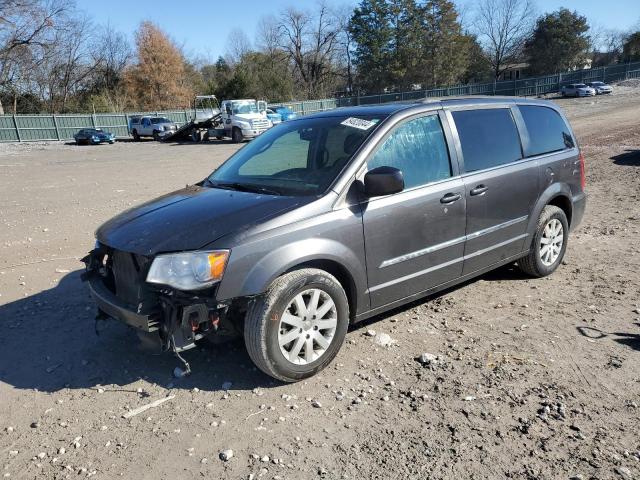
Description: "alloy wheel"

(540, 218), (564, 266)
(277, 288), (337, 365)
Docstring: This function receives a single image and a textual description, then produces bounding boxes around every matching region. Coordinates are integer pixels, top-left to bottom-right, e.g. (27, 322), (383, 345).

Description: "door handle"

(470, 184), (488, 196)
(440, 192), (461, 204)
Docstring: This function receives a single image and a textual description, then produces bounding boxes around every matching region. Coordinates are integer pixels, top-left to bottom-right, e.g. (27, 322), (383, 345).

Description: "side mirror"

(363, 166), (404, 197)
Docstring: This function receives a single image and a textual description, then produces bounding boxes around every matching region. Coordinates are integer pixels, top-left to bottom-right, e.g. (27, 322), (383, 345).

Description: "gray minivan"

(83, 97), (586, 382)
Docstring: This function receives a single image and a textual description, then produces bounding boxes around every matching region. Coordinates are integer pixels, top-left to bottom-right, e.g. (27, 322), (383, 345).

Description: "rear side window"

(368, 114), (451, 189)
(519, 105), (574, 156)
(452, 108), (522, 173)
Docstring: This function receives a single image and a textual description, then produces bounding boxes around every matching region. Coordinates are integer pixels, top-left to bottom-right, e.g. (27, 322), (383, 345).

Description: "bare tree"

(0, 0), (71, 113)
(256, 15), (280, 56)
(278, 1), (342, 99)
(225, 28), (252, 64)
(474, 0), (536, 79)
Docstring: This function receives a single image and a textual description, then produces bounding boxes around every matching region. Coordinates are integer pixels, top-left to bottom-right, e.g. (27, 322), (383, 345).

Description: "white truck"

(129, 116), (178, 141)
(213, 99), (272, 143)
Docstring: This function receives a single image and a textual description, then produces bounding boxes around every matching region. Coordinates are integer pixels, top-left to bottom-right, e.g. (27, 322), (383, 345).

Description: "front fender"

(252, 239), (363, 297)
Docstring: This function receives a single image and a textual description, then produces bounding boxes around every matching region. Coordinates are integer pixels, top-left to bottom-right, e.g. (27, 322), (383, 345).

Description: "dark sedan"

(74, 128), (116, 145)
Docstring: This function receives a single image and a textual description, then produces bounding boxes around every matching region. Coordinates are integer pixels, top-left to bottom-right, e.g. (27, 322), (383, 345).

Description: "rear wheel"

(518, 205), (568, 277)
(231, 127), (243, 143)
(244, 268), (349, 382)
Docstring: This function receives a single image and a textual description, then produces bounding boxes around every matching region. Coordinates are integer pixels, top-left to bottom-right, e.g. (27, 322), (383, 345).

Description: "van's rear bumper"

(571, 192), (586, 231)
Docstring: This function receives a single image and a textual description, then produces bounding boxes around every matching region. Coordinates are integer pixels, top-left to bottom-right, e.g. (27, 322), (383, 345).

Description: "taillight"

(579, 151), (586, 190)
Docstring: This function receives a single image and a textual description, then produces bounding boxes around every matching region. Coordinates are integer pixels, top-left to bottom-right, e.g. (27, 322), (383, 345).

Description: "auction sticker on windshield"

(341, 117), (377, 130)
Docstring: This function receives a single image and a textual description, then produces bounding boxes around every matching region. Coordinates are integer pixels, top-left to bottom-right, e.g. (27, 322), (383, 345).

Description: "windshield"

(207, 115), (385, 196)
(589, 82), (604, 86)
(232, 101), (258, 114)
(575, 84), (587, 88)
(151, 117), (171, 124)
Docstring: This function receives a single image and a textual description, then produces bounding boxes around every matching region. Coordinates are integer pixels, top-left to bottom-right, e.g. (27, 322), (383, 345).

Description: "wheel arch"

(217, 238), (368, 320)
(284, 259), (358, 321)
(526, 183), (573, 249)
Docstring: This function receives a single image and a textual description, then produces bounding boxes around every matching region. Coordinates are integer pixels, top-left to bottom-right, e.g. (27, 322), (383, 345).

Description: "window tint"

(519, 105), (574, 156)
(452, 108), (522, 172)
(368, 115), (451, 189)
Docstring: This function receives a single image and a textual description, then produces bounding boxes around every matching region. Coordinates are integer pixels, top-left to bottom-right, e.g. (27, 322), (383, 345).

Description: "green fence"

(0, 110), (191, 142)
(275, 61), (640, 115)
(2, 61), (639, 142)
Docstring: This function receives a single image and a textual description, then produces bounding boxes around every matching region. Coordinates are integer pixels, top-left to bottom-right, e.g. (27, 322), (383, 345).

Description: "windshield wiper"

(208, 181), (282, 196)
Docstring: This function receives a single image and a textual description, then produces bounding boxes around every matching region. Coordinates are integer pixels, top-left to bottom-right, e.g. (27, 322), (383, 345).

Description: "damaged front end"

(81, 243), (237, 374)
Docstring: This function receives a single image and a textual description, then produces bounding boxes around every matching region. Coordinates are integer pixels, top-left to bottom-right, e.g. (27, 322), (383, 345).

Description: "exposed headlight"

(146, 250), (229, 290)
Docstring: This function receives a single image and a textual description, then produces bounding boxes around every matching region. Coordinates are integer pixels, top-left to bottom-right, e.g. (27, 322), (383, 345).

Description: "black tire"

(132, 129), (140, 141)
(153, 130), (160, 141)
(244, 268), (349, 382)
(518, 205), (568, 277)
(231, 127), (243, 143)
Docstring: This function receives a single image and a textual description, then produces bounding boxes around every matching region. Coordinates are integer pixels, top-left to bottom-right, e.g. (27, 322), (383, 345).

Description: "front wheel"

(132, 129), (140, 141)
(244, 268), (349, 382)
(231, 127), (243, 143)
(518, 205), (568, 277)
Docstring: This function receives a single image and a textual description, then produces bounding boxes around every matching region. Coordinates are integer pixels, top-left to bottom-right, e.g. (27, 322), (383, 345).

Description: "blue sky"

(85, 0), (639, 60)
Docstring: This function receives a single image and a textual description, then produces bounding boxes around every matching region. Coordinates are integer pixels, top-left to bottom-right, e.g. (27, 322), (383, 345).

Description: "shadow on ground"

(576, 325), (640, 353)
(611, 149), (640, 166)
(0, 262), (541, 393)
(0, 270), (275, 393)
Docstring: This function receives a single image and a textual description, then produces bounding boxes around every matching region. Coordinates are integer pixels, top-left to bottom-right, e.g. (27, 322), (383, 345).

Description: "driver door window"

(368, 114), (451, 189)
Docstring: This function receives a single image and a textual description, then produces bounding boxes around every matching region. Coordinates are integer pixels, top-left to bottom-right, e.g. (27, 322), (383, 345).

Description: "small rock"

(311, 400), (322, 408)
(374, 333), (393, 347)
(615, 467), (632, 479)
(260, 455), (270, 463)
(464, 396), (476, 401)
(30, 422), (39, 429)
(219, 449), (234, 461)
(6, 426), (14, 433)
(58, 447), (65, 455)
(365, 329), (376, 337)
(417, 353), (438, 365)
(9, 450), (18, 456)
(97, 388), (105, 394)
(201, 458), (208, 464)
(37, 452), (46, 459)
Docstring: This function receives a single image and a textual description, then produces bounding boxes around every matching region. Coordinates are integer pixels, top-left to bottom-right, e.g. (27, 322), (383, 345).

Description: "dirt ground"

(1, 86), (639, 480)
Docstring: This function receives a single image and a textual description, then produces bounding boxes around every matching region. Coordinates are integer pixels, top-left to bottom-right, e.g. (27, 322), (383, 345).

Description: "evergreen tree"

(525, 9), (591, 75)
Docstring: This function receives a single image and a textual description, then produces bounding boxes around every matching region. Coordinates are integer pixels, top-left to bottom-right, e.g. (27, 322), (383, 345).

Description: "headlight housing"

(236, 121), (250, 129)
(146, 250), (229, 290)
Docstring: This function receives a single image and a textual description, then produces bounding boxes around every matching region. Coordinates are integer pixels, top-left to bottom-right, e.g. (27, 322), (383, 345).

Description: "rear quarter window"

(452, 108), (522, 173)
(519, 105), (575, 156)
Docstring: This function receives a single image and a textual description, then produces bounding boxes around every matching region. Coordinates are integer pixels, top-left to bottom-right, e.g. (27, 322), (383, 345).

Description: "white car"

(561, 83), (596, 97)
(586, 81), (613, 95)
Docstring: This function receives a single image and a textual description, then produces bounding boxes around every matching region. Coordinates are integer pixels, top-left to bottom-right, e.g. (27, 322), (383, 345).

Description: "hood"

(96, 185), (307, 256)
(235, 113), (264, 122)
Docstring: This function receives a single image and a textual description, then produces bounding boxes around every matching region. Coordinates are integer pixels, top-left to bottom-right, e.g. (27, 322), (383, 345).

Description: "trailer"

(162, 96), (273, 143)
(161, 95), (221, 142)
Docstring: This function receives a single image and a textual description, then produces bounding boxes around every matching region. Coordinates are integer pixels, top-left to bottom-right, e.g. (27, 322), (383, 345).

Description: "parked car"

(265, 108), (282, 125)
(271, 106), (297, 121)
(74, 128), (115, 145)
(561, 83), (596, 97)
(83, 97), (586, 382)
(129, 116), (178, 141)
(586, 81), (613, 95)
